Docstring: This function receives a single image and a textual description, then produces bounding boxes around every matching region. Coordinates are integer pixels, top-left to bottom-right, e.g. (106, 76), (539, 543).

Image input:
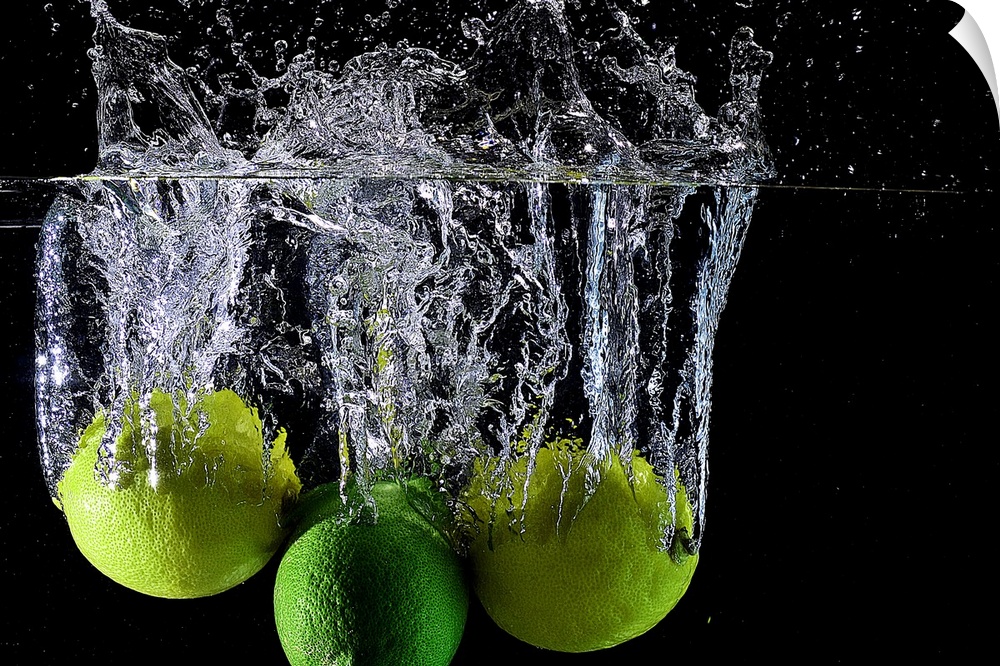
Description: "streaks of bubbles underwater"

(32, 0), (775, 555)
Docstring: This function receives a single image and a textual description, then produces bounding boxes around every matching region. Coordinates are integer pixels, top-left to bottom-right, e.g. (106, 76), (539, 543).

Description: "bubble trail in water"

(36, 0), (774, 550)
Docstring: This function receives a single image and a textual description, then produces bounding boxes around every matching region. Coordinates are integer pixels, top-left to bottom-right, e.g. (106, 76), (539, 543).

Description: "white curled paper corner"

(950, 1), (999, 122)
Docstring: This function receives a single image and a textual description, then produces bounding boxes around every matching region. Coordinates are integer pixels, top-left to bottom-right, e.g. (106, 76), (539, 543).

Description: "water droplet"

(462, 17), (489, 45)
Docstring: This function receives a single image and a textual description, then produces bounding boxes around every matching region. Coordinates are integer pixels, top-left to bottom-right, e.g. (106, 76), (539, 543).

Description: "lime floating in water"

(273, 479), (468, 666)
(463, 440), (698, 652)
(56, 388), (301, 599)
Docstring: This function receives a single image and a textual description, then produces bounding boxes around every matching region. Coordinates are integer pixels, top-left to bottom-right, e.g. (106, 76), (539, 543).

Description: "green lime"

(273, 479), (468, 666)
(56, 388), (301, 598)
(462, 440), (698, 652)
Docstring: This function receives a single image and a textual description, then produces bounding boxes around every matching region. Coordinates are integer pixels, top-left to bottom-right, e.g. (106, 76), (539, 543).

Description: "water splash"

(36, 0), (774, 550)
(82, 0), (772, 182)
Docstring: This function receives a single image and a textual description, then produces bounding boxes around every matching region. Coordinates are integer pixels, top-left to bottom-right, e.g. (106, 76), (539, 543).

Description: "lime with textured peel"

(56, 388), (301, 599)
(462, 440), (698, 652)
(273, 479), (468, 666)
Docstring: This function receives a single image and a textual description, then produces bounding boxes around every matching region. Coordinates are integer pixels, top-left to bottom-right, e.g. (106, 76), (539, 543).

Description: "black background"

(2, 1), (997, 663)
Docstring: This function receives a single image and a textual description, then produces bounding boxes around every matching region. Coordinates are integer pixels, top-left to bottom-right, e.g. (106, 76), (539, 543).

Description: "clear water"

(5, 2), (995, 661)
(31, 0), (775, 553)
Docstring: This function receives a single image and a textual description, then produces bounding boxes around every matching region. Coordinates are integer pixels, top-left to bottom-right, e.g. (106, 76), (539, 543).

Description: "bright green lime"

(273, 480), (468, 666)
(57, 389), (301, 598)
(463, 441), (698, 652)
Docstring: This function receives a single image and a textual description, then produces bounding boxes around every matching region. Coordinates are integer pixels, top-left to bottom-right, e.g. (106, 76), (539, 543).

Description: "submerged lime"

(274, 479), (468, 666)
(463, 441), (698, 652)
(56, 389), (301, 598)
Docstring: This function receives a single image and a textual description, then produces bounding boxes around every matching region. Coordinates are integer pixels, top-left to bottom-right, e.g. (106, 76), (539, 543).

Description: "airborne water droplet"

(461, 17), (489, 45)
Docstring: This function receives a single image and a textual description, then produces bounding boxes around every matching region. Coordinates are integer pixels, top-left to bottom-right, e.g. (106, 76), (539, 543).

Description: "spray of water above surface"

(35, 0), (774, 552)
(84, 0), (772, 182)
